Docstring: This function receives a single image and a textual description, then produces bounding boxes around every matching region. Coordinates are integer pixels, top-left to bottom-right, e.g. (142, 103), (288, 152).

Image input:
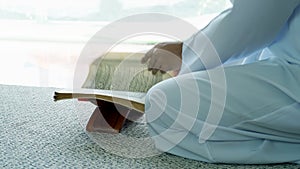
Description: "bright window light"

(0, 0), (232, 87)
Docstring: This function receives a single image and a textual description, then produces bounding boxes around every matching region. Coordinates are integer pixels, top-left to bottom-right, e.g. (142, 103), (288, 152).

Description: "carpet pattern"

(1, 84), (299, 168)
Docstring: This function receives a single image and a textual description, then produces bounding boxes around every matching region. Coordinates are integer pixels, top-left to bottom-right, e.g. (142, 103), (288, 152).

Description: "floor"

(1, 84), (299, 168)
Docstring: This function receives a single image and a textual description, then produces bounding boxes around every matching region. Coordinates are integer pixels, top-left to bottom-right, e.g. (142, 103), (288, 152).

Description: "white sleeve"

(180, 0), (300, 73)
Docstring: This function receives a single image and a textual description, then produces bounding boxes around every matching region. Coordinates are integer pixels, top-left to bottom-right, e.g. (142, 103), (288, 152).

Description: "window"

(0, 0), (232, 87)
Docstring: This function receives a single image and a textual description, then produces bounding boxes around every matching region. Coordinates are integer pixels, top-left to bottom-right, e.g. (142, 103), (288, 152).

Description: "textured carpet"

(1, 84), (299, 169)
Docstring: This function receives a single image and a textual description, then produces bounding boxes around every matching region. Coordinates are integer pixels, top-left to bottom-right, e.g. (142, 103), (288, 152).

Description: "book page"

(82, 52), (171, 93)
(57, 88), (146, 104)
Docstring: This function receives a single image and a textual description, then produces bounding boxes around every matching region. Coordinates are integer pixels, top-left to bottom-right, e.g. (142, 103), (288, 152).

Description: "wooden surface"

(86, 99), (143, 133)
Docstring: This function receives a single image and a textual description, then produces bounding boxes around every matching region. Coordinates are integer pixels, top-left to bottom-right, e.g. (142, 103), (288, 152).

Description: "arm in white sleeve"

(180, 0), (300, 73)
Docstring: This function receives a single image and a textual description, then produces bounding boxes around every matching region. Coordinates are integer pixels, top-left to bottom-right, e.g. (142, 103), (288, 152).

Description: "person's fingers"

(152, 68), (159, 75)
(141, 53), (150, 64)
(160, 69), (166, 74)
(148, 51), (158, 69)
(141, 47), (155, 64)
(153, 62), (167, 75)
(160, 64), (168, 73)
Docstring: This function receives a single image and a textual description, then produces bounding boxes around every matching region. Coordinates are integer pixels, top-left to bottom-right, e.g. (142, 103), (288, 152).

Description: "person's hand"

(141, 42), (183, 75)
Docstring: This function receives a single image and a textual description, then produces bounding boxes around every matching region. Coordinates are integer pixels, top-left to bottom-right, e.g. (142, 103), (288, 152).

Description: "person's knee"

(145, 79), (181, 132)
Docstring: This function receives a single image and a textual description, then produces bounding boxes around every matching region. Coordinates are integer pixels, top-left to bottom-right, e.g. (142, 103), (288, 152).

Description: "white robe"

(145, 0), (300, 164)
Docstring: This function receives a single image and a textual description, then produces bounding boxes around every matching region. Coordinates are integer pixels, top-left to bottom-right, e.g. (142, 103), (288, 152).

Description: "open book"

(54, 88), (146, 113)
(54, 52), (172, 133)
(54, 52), (171, 111)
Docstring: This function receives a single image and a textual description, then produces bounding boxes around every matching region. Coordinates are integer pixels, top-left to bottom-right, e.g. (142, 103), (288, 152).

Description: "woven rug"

(1, 84), (299, 169)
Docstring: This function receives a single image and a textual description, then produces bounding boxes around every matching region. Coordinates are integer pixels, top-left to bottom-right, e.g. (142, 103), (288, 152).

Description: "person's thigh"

(145, 58), (300, 163)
